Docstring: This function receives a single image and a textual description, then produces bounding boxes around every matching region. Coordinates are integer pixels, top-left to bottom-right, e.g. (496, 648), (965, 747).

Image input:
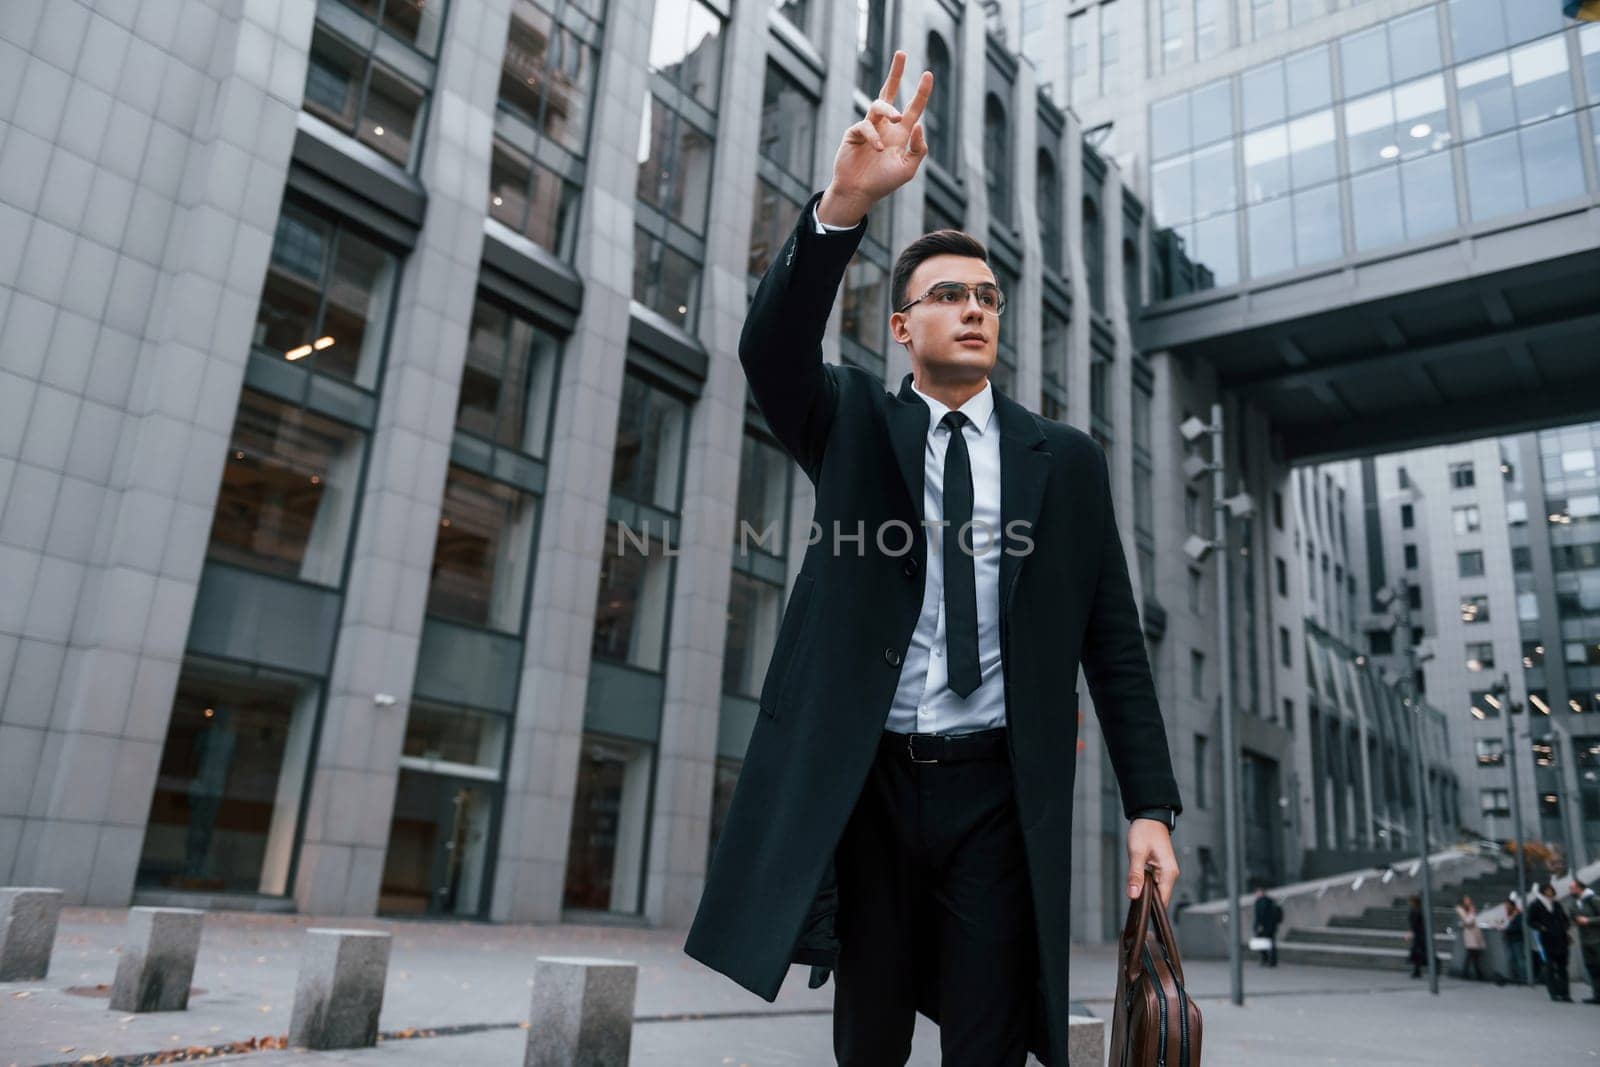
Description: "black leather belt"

(880, 726), (1009, 764)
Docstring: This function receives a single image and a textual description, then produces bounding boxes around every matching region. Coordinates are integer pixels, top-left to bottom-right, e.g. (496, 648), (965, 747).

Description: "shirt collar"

(910, 378), (995, 437)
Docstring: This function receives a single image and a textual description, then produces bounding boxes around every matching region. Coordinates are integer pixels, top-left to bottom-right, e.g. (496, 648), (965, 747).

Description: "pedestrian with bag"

(1252, 886), (1282, 968)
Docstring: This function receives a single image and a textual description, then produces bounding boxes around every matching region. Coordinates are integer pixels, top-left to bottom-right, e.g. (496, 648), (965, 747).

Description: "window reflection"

(428, 467), (539, 634)
(458, 295), (560, 457)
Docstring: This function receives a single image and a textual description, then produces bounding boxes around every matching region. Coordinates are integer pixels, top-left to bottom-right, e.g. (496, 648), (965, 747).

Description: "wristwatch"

(1130, 806), (1177, 831)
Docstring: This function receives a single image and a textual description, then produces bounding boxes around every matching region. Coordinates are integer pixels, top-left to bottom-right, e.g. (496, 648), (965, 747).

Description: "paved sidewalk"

(2, 908), (1595, 1065)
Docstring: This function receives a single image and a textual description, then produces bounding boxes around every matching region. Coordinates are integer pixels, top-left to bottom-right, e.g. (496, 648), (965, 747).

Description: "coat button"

(903, 558), (918, 578)
(884, 647), (902, 667)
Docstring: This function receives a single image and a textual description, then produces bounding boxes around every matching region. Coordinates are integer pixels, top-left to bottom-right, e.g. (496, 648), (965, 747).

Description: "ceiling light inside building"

(1379, 145), (1399, 159)
(1410, 123), (1431, 138)
(313, 336), (335, 350)
(374, 126), (385, 136)
(286, 344), (313, 360)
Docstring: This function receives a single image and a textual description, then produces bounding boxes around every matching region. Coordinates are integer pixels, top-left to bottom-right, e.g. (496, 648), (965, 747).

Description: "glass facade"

(1149, 4), (1596, 298)
(427, 466), (540, 634)
(303, 19), (430, 170)
(634, 0), (725, 330)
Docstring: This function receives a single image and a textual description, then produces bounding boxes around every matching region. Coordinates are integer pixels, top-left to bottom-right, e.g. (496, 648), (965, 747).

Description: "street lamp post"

(1491, 672), (1534, 987)
(1180, 404), (1254, 1008)
(1379, 579), (1438, 994)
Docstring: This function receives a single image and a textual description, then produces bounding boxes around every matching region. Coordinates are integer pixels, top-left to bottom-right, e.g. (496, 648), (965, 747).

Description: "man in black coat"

(1530, 883), (1574, 1002)
(683, 50), (1183, 1065)
(1253, 886), (1282, 967)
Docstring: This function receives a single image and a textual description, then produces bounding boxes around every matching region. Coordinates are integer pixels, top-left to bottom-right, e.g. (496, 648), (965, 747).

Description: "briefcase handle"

(1118, 862), (1182, 986)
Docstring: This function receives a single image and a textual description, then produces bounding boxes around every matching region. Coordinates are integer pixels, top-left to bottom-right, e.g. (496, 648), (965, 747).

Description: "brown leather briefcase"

(1108, 863), (1203, 1066)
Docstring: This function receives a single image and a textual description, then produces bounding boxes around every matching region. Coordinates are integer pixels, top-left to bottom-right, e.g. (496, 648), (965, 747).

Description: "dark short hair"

(891, 229), (990, 311)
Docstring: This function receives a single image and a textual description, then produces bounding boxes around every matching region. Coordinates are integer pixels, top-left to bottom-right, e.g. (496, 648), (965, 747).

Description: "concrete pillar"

(109, 905), (203, 1011)
(1068, 1014), (1107, 1065)
(524, 956), (638, 1067)
(0, 887), (62, 980)
(287, 928), (390, 1050)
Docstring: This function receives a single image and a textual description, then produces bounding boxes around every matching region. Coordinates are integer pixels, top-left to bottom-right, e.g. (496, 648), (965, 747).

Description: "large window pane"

(855, 0), (887, 96)
(1449, 0), (1507, 63)
(1521, 115), (1586, 209)
(1284, 45), (1331, 115)
(1152, 156), (1193, 224)
(648, 0), (724, 111)
(304, 31), (361, 128)
(402, 702), (508, 770)
(255, 205), (330, 361)
(136, 661), (319, 896)
(1457, 55), (1516, 138)
(1401, 150), (1458, 238)
(1388, 8), (1441, 83)
(1191, 80), (1233, 146)
(1248, 197), (1294, 277)
(723, 572), (782, 697)
(428, 467), (539, 633)
(1151, 94), (1191, 159)
(1288, 110), (1336, 187)
(1393, 76), (1449, 160)
(927, 32), (956, 170)
(380, 0), (445, 54)
(458, 295), (560, 456)
(1341, 26), (1389, 99)
(592, 529), (673, 671)
(748, 181), (801, 278)
(501, 2), (597, 156)
(1242, 62), (1286, 130)
(316, 227), (396, 386)
(636, 95), (714, 235)
(1191, 142), (1237, 217)
(208, 390), (366, 586)
(1292, 183), (1342, 266)
(361, 65), (425, 168)
(1191, 210), (1240, 286)
(610, 372), (689, 511)
(1244, 126), (1290, 203)
(1511, 37), (1573, 124)
(1344, 90), (1396, 174)
(760, 65), (817, 180)
(1465, 127), (1526, 219)
(489, 141), (580, 258)
(735, 434), (790, 554)
(564, 734), (653, 912)
(841, 257), (888, 353)
(632, 228), (702, 330)
(1351, 166), (1404, 251)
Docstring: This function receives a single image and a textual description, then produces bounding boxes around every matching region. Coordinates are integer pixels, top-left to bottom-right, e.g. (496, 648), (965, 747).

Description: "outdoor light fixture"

(1183, 533), (1213, 563)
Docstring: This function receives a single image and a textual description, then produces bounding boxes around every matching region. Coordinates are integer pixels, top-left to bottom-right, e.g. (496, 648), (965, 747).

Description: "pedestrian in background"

(1568, 876), (1600, 1004)
(1405, 894), (1428, 979)
(1457, 894), (1487, 981)
(1529, 882), (1574, 1002)
(1253, 886), (1282, 968)
(1496, 897), (1528, 987)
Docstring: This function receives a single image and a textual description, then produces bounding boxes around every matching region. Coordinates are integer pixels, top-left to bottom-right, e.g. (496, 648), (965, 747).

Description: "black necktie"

(940, 411), (981, 698)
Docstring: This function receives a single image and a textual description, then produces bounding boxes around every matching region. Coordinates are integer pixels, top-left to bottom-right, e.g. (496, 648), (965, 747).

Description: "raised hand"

(817, 49), (933, 227)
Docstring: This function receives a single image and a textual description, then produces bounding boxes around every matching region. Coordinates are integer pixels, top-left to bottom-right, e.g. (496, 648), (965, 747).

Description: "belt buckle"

(907, 733), (941, 764)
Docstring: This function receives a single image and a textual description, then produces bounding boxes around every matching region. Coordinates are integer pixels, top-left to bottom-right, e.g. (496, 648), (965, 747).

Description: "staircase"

(1275, 867), (1524, 972)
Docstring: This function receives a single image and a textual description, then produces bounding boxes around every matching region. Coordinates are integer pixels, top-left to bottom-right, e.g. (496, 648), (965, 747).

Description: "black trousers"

(832, 727), (1037, 1067)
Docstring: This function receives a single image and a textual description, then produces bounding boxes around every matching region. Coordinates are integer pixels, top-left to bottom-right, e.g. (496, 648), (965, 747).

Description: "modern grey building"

(1330, 422), (1600, 872)
(0, 0), (1195, 946)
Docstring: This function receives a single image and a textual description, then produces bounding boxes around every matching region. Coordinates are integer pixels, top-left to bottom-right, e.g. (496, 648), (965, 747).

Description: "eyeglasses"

(896, 281), (1007, 316)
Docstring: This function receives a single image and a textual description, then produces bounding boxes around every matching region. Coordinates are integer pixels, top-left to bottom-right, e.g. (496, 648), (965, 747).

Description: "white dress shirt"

(884, 381), (1007, 736)
(812, 203), (1007, 737)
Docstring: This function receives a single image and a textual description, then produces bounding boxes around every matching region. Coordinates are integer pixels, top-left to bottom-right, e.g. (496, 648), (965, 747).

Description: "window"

(1458, 549), (1485, 577)
(207, 390), (367, 587)
(926, 33), (956, 171)
(1481, 788), (1510, 820)
(1449, 461), (1475, 488)
(1037, 149), (1063, 274)
(1282, 697), (1295, 731)
(1273, 490), (1284, 530)
(1194, 734), (1209, 808)
(1083, 194), (1105, 313)
(253, 201), (398, 390)
(1452, 505), (1481, 534)
(1040, 306), (1068, 419)
(458, 295), (561, 457)
(1507, 499), (1528, 525)
(1101, 0), (1122, 94)
(1278, 625), (1292, 667)
(635, 0), (725, 330)
(1368, 629), (1393, 655)
(1460, 595), (1490, 623)
(1473, 738), (1503, 768)
(1191, 650), (1205, 699)
(1123, 238), (1141, 310)
(490, 140), (582, 258)
(610, 371), (690, 511)
(500, 0), (601, 157)
(1407, 583), (1421, 611)
(757, 65), (817, 179)
(985, 94), (1012, 227)
(775, 0), (814, 38)
(854, 0), (888, 96)
(1465, 642), (1494, 671)
(1275, 556), (1287, 597)
(1188, 567), (1203, 613)
(1400, 502), (1414, 528)
(1512, 545), (1532, 571)
(1068, 11), (1092, 104)
(1403, 543), (1418, 569)
(428, 467), (540, 634)
(594, 525), (673, 671)
(1185, 487), (1202, 536)
(1468, 688), (1501, 720)
(303, 27), (429, 169)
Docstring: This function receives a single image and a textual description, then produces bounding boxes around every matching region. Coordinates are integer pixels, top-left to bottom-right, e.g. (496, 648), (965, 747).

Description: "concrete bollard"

(110, 907), (204, 1012)
(524, 956), (639, 1067)
(1068, 1014), (1106, 1065)
(287, 929), (391, 1050)
(0, 887), (63, 981)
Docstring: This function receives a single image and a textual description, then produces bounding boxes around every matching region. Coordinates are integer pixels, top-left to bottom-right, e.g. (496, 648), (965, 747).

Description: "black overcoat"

(683, 192), (1182, 1065)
